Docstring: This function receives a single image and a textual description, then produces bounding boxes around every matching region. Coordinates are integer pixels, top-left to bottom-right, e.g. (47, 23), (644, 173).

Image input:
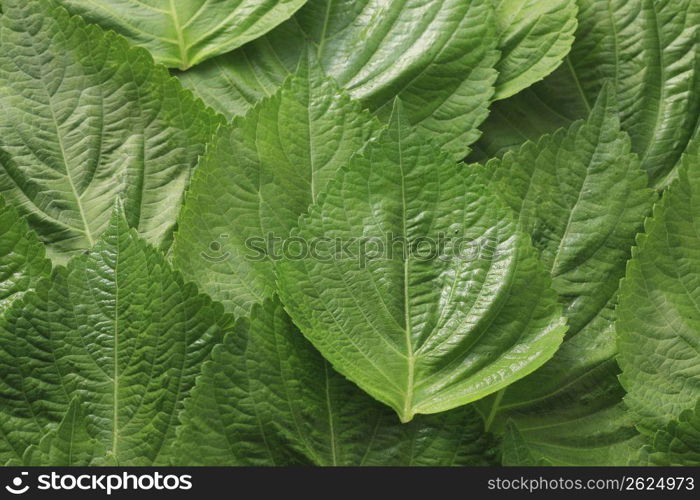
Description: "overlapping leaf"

(474, 0), (700, 186)
(276, 102), (566, 422)
(0, 207), (231, 465)
(617, 141), (700, 431)
(173, 297), (497, 466)
(18, 398), (108, 466)
(501, 422), (549, 466)
(0, 0), (695, 469)
(55, 0), (308, 70)
(176, 0), (500, 158)
(0, 197), (51, 315)
(0, 0), (222, 264)
(474, 88), (653, 465)
(174, 61), (381, 316)
(492, 0), (578, 100)
(639, 401), (700, 466)
(470, 62), (588, 161)
(494, 311), (643, 465)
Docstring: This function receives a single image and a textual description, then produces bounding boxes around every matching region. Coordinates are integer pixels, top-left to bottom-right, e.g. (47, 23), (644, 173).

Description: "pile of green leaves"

(0, 0), (698, 466)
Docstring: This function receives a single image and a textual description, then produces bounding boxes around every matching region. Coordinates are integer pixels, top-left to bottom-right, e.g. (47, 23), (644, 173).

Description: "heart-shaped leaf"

(276, 102), (566, 421)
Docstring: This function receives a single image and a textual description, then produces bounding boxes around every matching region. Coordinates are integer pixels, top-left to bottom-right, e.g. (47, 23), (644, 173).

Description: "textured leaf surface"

(473, 0), (700, 186)
(0, 207), (230, 465)
(482, 88), (654, 343)
(470, 61), (588, 161)
(0, 197), (51, 315)
(0, 0), (222, 263)
(492, 0), (577, 100)
(173, 297), (496, 466)
(476, 89), (653, 465)
(502, 410), (640, 466)
(276, 102), (566, 422)
(176, 0), (500, 158)
(498, 393), (641, 465)
(501, 421), (551, 466)
(56, 0), (308, 70)
(174, 61), (381, 316)
(20, 398), (109, 466)
(640, 401), (700, 466)
(618, 141), (700, 431)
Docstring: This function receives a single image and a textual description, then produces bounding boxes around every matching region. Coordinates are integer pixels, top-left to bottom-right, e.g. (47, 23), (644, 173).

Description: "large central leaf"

(276, 102), (566, 422)
(0, 0), (222, 263)
(55, 0), (309, 70)
(0, 207), (231, 465)
(173, 297), (497, 466)
(176, 0), (500, 158)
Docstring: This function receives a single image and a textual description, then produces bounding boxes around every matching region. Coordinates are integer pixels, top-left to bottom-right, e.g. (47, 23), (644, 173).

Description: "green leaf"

(474, 88), (653, 465)
(659, 124), (700, 190)
(501, 406), (643, 466)
(481, 87), (654, 339)
(0, 197), (51, 315)
(501, 421), (551, 466)
(640, 401), (700, 466)
(176, 0), (500, 158)
(470, 62), (589, 161)
(473, 0), (700, 186)
(617, 140), (700, 431)
(174, 60), (381, 317)
(55, 0), (308, 70)
(0, 0), (222, 264)
(490, 300), (645, 465)
(492, 0), (578, 100)
(20, 398), (110, 466)
(0, 205), (231, 465)
(173, 297), (497, 466)
(276, 101), (566, 422)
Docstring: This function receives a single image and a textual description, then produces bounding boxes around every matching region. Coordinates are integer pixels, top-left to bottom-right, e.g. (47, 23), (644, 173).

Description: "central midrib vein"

(169, 0), (189, 70)
(565, 57), (591, 114)
(316, 0), (334, 58)
(396, 120), (415, 421)
(112, 241), (120, 459)
(306, 88), (317, 203)
(323, 362), (338, 465)
(484, 388), (506, 432)
(47, 96), (95, 247)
